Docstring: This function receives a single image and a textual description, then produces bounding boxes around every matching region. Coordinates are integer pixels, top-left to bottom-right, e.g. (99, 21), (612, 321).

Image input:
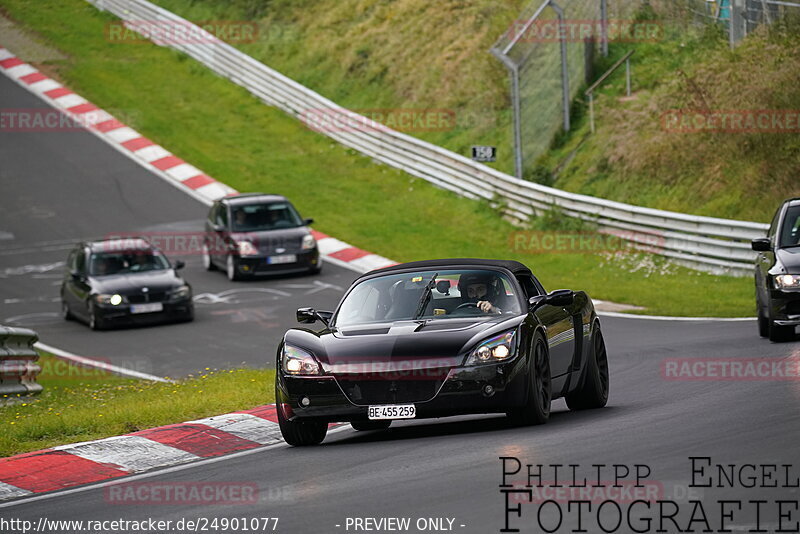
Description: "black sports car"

(61, 238), (194, 330)
(753, 197), (800, 342)
(275, 258), (609, 446)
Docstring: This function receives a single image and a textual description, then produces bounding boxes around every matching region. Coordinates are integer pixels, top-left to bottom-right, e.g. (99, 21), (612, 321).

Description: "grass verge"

(0, 353), (274, 457)
(0, 0), (755, 317)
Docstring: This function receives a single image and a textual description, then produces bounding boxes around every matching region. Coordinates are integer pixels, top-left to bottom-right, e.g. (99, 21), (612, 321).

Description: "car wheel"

(88, 302), (106, 331)
(226, 255), (241, 281)
(277, 402), (327, 446)
(757, 305), (769, 338)
(566, 325), (610, 410)
(351, 420), (391, 432)
(61, 300), (74, 321)
(309, 260), (322, 275)
(768, 318), (795, 342)
(507, 333), (551, 426)
(202, 244), (217, 271)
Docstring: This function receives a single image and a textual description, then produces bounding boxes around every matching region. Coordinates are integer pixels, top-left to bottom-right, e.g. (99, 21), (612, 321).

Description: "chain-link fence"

(492, 0), (799, 181)
(490, 0), (640, 180)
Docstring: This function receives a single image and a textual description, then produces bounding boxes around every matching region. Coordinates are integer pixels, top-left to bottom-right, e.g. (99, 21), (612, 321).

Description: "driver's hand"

(477, 301), (498, 314)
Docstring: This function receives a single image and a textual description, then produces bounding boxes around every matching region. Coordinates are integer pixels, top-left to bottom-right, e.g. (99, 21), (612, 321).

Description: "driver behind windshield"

(458, 272), (504, 314)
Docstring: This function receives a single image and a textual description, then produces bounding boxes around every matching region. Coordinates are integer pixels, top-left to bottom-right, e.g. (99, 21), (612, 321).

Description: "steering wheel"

(455, 302), (479, 310)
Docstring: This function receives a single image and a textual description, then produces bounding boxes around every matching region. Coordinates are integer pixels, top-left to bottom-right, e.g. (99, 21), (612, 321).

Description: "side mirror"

(70, 271), (83, 282)
(546, 289), (575, 307)
(174, 260), (185, 270)
(211, 224), (225, 233)
(528, 295), (547, 312)
(751, 238), (771, 252)
(296, 307), (332, 325)
(303, 218), (314, 226)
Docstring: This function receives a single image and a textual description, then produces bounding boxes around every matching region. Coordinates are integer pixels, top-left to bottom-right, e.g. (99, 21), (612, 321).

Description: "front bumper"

(95, 297), (193, 325)
(769, 288), (800, 326)
(276, 357), (529, 423)
(235, 248), (320, 276)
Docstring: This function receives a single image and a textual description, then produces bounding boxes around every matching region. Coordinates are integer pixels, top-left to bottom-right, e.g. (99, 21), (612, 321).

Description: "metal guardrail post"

(0, 326), (43, 397)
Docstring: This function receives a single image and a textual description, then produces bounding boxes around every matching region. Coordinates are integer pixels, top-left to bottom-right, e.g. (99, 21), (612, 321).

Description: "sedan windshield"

(779, 206), (800, 248)
(231, 202), (304, 232)
(89, 251), (170, 276)
(334, 269), (522, 327)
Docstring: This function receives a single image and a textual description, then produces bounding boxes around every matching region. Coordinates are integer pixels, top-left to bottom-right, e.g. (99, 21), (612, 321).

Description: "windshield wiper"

(412, 272), (438, 320)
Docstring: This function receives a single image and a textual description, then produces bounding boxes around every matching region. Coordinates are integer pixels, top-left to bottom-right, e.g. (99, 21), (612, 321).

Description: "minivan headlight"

(466, 330), (517, 366)
(282, 344), (321, 375)
(301, 234), (317, 251)
(237, 241), (259, 256)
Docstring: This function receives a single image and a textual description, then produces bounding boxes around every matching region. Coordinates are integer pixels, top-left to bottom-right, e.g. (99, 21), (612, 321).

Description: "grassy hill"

(152, 0), (800, 222)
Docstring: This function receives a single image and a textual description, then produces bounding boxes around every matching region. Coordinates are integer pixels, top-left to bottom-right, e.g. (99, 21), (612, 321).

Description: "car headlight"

(301, 234), (316, 251)
(237, 241), (259, 256)
(170, 285), (191, 299)
(775, 274), (800, 289)
(281, 344), (321, 376)
(95, 293), (125, 306)
(466, 330), (517, 365)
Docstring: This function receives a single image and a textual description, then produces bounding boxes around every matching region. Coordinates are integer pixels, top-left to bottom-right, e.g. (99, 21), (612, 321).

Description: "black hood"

(776, 247), (800, 273)
(284, 315), (524, 374)
(90, 269), (185, 295)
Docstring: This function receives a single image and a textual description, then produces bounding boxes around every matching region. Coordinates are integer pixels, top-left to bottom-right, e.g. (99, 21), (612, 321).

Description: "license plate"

(130, 302), (163, 314)
(368, 405), (416, 420)
(267, 254), (297, 265)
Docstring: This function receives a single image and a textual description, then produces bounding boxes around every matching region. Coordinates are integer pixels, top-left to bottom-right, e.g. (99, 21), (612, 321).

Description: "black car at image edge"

(60, 238), (194, 330)
(752, 197), (800, 342)
(275, 258), (610, 446)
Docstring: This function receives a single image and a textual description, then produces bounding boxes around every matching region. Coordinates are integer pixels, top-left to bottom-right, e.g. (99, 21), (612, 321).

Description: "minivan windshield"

(334, 269), (522, 327)
(231, 202), (304, 232)
(779, 206), (800, 248)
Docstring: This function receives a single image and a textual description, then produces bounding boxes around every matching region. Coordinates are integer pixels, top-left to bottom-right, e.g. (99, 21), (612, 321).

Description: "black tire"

(226, 254), (241, 281)
(88, 302), (106, 331)
(277, 403), (327, 446)
(507, 333), (551, 426)
(202, 244), (217, 271)
(351, 420), (391, 432)
(768, 319), (795, 342)
(566, 325), (610, 410)
(61, 300), (74, 321)
(757, 306), (769, 338)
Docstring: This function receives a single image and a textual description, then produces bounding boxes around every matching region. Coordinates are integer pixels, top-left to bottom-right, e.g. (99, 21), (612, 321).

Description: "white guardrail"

(89, 0), (769, 276)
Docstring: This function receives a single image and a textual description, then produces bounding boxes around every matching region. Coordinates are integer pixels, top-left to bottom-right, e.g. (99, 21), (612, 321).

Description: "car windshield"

(334, 269), (522, 327)
(779, 206), (800, 248)
(231, 202), (304, 232)
(89, 251), (170, 276)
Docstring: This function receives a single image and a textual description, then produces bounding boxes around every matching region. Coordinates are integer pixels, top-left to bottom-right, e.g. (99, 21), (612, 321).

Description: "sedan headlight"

(775, 274), (800, 290)
(170, 285), (191, 300)
(466, 330), (517, 366)
(237, 241), (259, 256)
(301, 234), (317, 251)
(281, 344), (321, 376)
(95, 293), (125, 306)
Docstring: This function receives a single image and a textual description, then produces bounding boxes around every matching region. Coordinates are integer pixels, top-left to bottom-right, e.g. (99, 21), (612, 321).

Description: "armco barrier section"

(0, 326), (42, 396)
(88, 0), (768, 276)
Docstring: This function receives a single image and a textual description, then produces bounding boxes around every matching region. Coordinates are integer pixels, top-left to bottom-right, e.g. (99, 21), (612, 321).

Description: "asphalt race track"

(3, 58), (800, 534)
(0, 74), (357, 377)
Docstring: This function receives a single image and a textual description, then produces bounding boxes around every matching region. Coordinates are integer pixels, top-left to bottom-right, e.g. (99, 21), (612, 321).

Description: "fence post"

(600, 0), (609, 57)
(511, 65), (523, 179)
(552, 2), (571, 133)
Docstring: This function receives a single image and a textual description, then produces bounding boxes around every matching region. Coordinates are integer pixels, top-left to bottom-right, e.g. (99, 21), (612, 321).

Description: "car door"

(68, 248), (92, 320)
(206, 202), (229, 267)
(519, 275), (575, 378)
(756, 204), (783, 309)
